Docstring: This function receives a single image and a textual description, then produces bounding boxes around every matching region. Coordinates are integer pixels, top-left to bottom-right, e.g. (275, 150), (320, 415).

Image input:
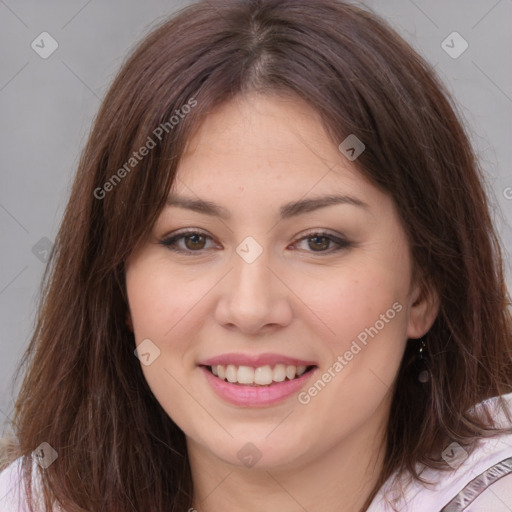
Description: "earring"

(417, 338), (430, 383)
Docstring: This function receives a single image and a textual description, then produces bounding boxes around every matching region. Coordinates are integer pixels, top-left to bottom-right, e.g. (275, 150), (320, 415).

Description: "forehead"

(176, 93), (365, 193)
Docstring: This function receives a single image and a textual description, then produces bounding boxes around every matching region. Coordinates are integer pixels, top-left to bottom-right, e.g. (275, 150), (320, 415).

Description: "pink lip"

(199, 366), (318, 407)
(199, 352), (317, 368)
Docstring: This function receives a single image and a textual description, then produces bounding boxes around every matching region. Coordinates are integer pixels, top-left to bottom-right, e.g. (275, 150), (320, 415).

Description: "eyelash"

(159, 229), (351, 256)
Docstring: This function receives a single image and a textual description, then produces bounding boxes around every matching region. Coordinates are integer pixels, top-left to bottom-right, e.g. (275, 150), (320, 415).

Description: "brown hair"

(3, 1), (512, 511)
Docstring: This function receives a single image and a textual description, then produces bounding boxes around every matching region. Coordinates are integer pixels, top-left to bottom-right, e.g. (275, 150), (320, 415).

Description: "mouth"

(200, 364), (318, 387)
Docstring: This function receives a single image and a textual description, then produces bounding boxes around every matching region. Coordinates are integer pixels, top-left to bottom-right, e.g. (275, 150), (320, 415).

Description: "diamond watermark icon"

(134, 338), (161, 366)
(32, 237), (53, 263)
(31, 32), (59, 59)
(441, 32), (468, 59)
(236, 236), (263, 264)
(32, 442), (58, 469)
(338, 134), (365, 161)
(441, 441), (468, 469)
(237, 442), (262, 468)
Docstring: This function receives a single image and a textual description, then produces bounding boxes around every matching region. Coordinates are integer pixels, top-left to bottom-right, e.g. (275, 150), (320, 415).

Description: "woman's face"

(125, 93), (437, 470)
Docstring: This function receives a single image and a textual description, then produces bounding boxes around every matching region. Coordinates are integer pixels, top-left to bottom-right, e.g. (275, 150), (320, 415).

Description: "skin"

(125, 92), (439, 512)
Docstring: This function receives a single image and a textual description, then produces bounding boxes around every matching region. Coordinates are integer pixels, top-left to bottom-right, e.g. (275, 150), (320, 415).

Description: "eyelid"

(298, 227), (344, 239)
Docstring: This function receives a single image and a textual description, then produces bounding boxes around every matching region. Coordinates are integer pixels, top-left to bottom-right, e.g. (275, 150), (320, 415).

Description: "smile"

(199, 364), (318, 407)
(206, 364), (314, 386)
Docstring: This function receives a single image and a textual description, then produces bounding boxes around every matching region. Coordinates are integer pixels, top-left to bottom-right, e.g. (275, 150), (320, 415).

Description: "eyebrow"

(166, 193), (369, 220)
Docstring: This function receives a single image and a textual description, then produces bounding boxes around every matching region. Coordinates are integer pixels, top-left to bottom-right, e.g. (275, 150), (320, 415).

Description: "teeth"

(225, 365), (237, 383)
(273, 364), (287, 382)
(254, 365), (273, 385)
(209, 363), (310, 386)
(237, 365), (255, 384)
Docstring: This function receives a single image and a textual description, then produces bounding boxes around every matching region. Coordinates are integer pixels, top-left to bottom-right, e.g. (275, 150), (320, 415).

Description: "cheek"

(291, 261), (408, 352)
(125, 258), (206, 423)
(126, 256), (208, 339)
(297, 268), (409, 430)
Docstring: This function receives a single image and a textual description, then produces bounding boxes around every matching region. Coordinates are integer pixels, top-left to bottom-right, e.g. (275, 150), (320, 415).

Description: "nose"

(214, 247), (293, 335)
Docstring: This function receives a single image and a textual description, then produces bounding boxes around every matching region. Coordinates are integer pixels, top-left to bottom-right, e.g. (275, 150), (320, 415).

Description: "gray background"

(1, 0), (511, 436)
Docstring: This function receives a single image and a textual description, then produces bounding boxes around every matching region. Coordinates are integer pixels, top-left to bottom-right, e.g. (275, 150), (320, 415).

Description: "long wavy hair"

(3, 1), (512, 511)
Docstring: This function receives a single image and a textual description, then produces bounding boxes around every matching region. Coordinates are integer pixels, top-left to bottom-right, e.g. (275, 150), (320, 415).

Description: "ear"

(406, 277), (440, 339)
(126, 310), (134, 332)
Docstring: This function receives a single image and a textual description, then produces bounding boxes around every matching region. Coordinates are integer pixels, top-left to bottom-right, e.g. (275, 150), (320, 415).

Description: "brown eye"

(184, 234), (207, 250)
(160, 230), (215, 254)
(307, 235), (331, 251)
(293, 231), (351, 254)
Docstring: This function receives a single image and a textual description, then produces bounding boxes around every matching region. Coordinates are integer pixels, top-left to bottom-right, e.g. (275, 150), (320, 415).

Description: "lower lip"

(199, 366), (317, 407)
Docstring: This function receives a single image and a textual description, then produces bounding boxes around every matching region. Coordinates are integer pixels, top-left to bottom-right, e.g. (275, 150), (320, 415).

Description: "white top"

(0, 453), (46, 512)
(368, 392), (512, 511)
(1, 393), (512, 511)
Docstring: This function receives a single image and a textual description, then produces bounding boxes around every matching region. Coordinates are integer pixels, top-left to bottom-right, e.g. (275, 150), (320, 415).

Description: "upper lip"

(199, 353), (317, 368)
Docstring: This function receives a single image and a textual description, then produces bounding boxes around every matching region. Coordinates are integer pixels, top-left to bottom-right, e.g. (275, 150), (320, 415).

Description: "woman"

(1, 1), (511, 511)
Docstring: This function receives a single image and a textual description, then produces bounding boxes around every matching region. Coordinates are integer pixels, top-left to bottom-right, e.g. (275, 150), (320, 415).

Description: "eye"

(160, 230), (217, 254)
(292, 231), (351, 253)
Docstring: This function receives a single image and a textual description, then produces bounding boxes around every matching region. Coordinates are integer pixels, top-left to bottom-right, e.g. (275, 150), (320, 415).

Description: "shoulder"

(0, 456), (29, 511)
(463, 468), (512, 510)
(368, 392), (512, 512)
(0, 455), (56, 512)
